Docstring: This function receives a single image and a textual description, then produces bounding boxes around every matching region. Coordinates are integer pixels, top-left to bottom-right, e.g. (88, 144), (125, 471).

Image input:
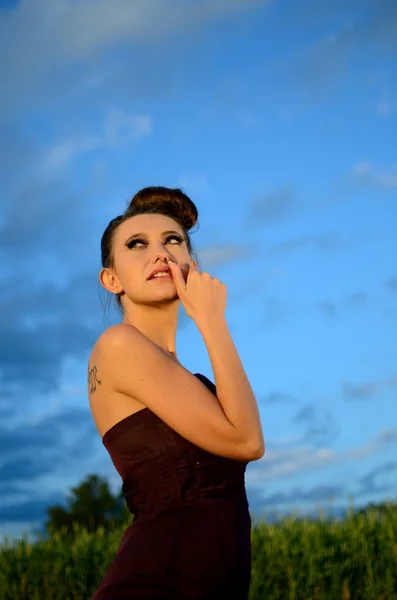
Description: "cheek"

(180, 244), (191, 257)
(179, 251), (193, 267)
(170, 245), (190, 258)
(120, 259), (141, 283)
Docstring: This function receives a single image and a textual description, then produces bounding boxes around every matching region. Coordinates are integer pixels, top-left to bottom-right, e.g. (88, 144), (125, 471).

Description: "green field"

(1, 504), (396, 599)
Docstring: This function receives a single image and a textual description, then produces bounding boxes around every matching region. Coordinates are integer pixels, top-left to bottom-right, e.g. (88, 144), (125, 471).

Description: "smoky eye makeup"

(125, 232), (185, 249)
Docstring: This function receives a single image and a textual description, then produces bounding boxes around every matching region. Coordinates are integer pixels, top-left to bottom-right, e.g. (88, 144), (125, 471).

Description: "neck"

(122, 300), (180, 360)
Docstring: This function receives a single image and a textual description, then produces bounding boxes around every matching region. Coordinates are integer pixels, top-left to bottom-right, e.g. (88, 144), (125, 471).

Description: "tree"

(354, 499), (397, 521)
(43, 474), (133, 540)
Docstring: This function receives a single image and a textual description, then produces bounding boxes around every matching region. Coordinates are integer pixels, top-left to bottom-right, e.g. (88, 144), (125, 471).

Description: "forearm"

(196, 316), (265, 456)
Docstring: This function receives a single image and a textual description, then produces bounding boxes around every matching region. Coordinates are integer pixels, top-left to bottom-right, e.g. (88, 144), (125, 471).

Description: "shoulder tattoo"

(88, 364), (102, 394)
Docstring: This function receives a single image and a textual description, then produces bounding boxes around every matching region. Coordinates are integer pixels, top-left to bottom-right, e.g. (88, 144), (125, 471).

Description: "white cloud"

(176, 174), (207, 196)
(197, 244), (253, 269)
(247, 445), (336, 483)
(348, 429), (397, 460)
(0, 0), (272, 118)
(104, 108), (152, 147)
(342, 375), (397, 400)
(43, 136), (102, 169)
(246, 427), (397, 483)
(342, 380), (379, 400)
(277, 108), (292, 122)
(0, 0), (269, 70)
(376, 100), (393, 117)
(42, 107), (152, 169)
(238, 109), (259, 129)
(266, 233), (338, 258)
(247, 186), (295, 226)
(352, 161), (397, 189)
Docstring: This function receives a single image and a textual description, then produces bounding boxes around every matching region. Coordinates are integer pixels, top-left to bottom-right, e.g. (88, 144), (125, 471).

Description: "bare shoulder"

(87, 325), (147, 439)
(88, 323), (137, 370)
(88, 323), (258, 461)
(93, 322), (136, 349)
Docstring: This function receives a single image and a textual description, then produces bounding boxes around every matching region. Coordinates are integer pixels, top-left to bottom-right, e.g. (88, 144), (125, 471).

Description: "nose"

(151, 242), (172, 264)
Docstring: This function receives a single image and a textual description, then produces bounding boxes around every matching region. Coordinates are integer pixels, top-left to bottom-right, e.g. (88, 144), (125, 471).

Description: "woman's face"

(108, 213), (194, 306)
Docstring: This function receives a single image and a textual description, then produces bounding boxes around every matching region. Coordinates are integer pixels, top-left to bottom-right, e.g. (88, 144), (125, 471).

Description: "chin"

(148, 288), (179, 304)
(156, 291), (179, 302)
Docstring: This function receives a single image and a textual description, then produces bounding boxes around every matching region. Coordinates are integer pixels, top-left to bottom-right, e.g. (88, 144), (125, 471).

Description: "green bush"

(1, 504), (396, 599)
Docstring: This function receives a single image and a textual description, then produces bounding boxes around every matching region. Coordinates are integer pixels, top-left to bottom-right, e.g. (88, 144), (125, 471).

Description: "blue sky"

(0, 0), (396, 543)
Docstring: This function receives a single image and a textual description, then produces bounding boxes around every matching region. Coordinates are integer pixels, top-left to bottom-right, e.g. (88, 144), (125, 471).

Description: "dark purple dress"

(92, 373), (252, 599)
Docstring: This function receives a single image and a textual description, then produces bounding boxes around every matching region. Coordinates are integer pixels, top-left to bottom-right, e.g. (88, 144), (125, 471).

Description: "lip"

(147, 266), (173, 280)
(148, 274), (173, 281)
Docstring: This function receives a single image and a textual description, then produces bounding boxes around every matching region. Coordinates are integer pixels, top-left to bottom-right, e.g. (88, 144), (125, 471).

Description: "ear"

(99, 268), (123, 295)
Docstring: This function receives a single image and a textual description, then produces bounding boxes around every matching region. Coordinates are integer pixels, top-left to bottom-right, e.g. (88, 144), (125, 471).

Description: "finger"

(187, 262), (200, 277)
(167, 260), (186, 293)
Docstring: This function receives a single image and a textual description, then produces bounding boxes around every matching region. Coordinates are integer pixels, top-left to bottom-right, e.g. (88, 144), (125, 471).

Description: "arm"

(197, 316), (265, 459)
(93, 323), (261, 461)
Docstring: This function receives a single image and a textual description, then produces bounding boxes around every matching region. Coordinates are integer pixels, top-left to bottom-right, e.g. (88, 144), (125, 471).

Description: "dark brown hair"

(101, 186), (199, 312)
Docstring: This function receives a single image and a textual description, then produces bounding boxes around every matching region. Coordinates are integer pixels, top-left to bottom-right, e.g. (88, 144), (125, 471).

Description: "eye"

(165, 234), (184, 245)
(126, 234), (184, 249)
(126, 238), (146, 249)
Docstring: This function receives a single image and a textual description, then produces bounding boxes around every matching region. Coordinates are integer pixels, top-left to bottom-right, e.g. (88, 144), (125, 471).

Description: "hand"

(167, 260), (227, 324)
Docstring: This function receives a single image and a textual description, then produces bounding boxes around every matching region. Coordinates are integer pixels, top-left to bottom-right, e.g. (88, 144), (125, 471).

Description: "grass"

(0, 503), (396, 599)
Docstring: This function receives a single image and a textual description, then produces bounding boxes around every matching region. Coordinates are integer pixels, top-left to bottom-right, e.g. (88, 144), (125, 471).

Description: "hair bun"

(126, 186), (198, 232)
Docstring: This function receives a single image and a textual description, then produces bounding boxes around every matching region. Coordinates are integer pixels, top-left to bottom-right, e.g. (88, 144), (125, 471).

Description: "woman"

(88, 186), (265, 599)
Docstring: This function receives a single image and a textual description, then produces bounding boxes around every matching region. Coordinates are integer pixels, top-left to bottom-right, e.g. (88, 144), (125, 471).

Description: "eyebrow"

(124, 230), (184, 245)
